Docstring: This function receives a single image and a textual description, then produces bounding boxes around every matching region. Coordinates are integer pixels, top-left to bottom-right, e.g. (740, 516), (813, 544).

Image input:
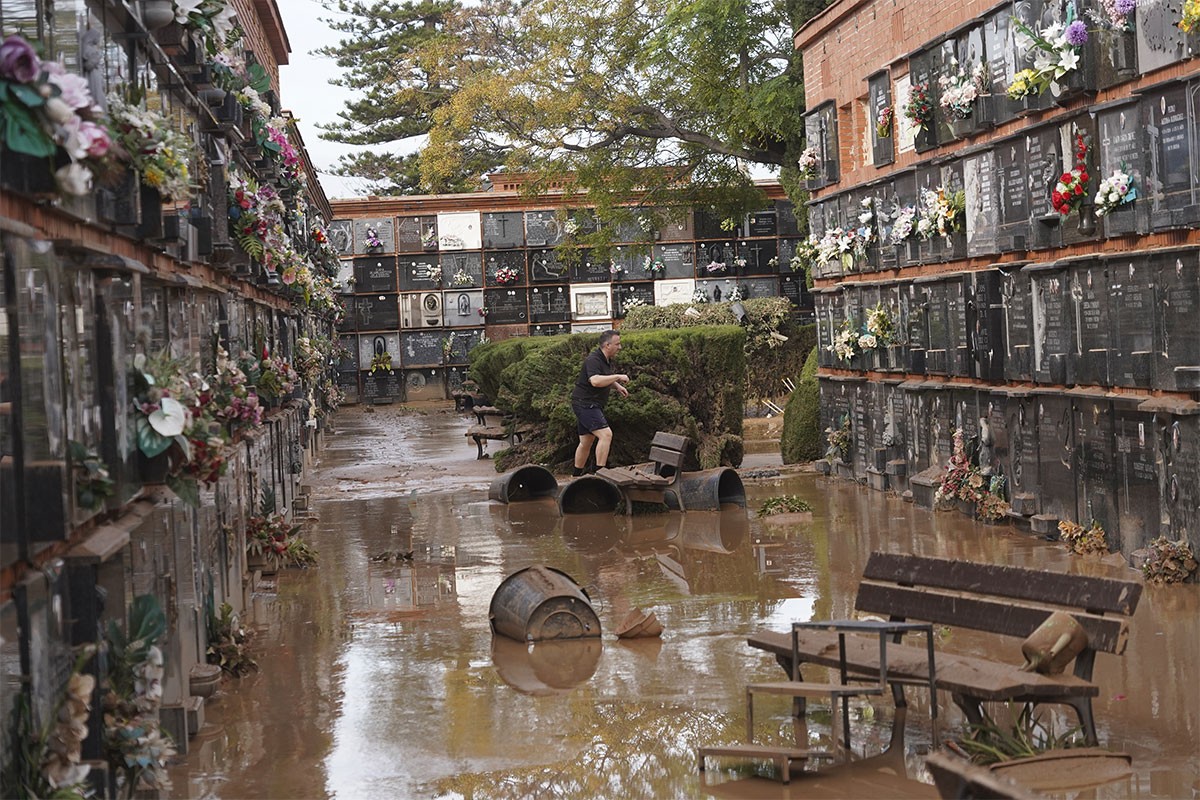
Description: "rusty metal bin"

(667, 468), (746, 511)
(489, 565), (602, 641)
(557, 475), (624, 515)
(489, 464), (559, 504)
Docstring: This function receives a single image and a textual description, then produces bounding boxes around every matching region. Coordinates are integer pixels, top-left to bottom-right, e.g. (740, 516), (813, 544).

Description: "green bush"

(781, 345), (821, 464)
(469, 327), (745, 471)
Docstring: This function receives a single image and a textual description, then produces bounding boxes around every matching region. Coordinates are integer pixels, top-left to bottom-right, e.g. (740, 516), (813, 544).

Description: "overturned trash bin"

(558, 475), (624, 515)
(489, 464), (559, 504)
(489, 565), (601, 641)
(667, 467), (746, 511)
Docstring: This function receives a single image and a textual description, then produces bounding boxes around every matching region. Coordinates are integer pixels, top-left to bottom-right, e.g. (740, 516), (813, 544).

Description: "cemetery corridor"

(170, 406), (1200, 799)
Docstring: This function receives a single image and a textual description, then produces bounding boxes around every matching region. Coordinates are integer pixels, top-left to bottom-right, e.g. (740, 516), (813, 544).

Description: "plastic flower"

(1094, 169), (1136, 215)
(904, 81), (934, 131)
(1064, 20), (1089, 45)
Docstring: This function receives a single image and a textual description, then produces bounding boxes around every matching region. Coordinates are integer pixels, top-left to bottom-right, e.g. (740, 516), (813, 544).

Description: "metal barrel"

(489, 464), (560, 504)
(490, 635), (602, 695)
(667, 468), (746, 511)
(557, 475), (624, 515)
(489, 565), (602, 641)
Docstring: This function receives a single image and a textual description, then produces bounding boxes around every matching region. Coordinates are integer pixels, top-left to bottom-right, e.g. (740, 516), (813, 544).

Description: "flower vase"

(948, 115), (974, 140)
(139, 0), (175, 30)
(1077, 203), (1098, 237)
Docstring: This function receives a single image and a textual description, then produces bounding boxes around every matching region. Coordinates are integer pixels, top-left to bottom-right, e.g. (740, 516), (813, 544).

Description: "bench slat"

(863, 553), (1142, 616)
(746, 629), (1099, 702)
(650, 431), (690, 452)
(854, 581), (1131, 654)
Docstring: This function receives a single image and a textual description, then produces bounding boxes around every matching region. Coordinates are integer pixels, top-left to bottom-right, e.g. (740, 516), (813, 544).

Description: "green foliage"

(955, 703), (1085, 765)
(781, 345), (820, 463)
(622, 298), (814, 399)
(206, 602), (258, 676)
(105, 595), (167, 699)
(469, 327), (745, 471)
(758, 495), (813, 515)
(315, 0), (825, 213)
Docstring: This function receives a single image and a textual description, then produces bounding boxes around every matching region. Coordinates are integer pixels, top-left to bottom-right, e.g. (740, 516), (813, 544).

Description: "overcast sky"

(277, 0), (416, 200)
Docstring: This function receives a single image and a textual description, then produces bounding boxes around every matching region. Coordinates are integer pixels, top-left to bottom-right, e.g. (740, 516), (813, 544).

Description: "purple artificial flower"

(1065, 20), (1089, 46)
(0, 34), (41, 83)
(1115, 0), (1136, 15)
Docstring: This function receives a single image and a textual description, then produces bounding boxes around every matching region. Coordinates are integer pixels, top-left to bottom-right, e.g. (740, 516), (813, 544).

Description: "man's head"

(599, 329), (621, 359)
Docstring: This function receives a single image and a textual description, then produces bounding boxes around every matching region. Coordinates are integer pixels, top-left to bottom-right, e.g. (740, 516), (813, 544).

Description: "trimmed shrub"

(781, 345), (820, 464)
(469, 326), (745, 472)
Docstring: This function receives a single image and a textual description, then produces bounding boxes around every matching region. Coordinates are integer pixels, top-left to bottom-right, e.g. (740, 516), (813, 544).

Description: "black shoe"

(590, 464), (602, 474)
(572, 467), (585, 477)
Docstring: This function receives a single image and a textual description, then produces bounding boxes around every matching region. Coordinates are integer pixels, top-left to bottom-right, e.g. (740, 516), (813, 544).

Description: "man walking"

(571, 330), (630, 476)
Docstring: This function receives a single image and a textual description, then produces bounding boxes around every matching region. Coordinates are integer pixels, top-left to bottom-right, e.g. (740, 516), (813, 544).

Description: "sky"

(276, 0), (415, 200)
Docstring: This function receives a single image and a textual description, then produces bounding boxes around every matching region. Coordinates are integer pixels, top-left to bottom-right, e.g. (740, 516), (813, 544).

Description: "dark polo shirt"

(571, 348), (613, 407)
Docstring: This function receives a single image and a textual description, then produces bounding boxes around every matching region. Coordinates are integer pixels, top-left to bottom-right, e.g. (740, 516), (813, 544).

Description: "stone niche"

(1154, 248), (1200, 391)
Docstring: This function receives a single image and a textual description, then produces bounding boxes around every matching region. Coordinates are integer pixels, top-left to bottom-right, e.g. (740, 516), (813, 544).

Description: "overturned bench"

(747, 551), (1142, 747)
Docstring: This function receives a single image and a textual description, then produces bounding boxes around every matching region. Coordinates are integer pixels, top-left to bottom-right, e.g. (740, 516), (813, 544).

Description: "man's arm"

(590, 373), (630, 397)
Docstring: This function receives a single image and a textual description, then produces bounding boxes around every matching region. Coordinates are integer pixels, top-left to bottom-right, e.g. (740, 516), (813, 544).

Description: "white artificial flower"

(55, 162), (93, 195)
(174, 0), (204, 23)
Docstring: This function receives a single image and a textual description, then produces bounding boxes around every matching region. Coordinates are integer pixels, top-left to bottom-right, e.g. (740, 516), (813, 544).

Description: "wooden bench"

(471, 404), (505, 425)
(747, 551), (1142, 747)
(465, 422), (533, 459)
(595, 431), (689, 512)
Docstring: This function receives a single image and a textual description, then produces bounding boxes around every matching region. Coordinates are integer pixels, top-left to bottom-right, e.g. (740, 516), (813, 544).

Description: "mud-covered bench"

(746, 551), (1142, 747)
(596, 431), (689, 512)
(465, 421), (533, 459)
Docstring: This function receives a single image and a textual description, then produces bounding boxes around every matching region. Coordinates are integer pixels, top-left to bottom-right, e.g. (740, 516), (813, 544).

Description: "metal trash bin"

(489, 565), (602, 641)
(557, 475), (624, 515)
(489, 464), (560, 504)
(668, 468), (746, 511)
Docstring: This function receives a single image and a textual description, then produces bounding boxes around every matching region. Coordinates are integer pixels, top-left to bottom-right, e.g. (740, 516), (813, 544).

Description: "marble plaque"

(529, 284), (571, 323)
(400, 291), (445, 329)
(1144, 84), (1198, 228)
(570, 284), (612, 320)
(436, 212), (481, 250)
(947, 276), (971, 376)
(1030, 267), (1072, 385)
(965, 150), (999, 257)
(654, 278), (695, 307)
(354, 218), (395, 255)
(405, 368), (447, 402)
(742, 239), (777, 275)
(749, 211), (777, 237)
(529, 248), (569, 283)
(658, 211), (694, 241)
(1096, 104), (1145, 237)
(613, 283), (656, 318)
(971, 269), (1005, 382)
(1036, 393), (1078, 521)
(924, 281), (949, 374)
(571, 322), (610, 334)
(439, 251), (483, 288)
(869, 71), (894, 166)
(337, 334), (358, 370)
(652, 243), (695, 279)
(1155, 250), (1200, 391)
(530, 323), (571, 336)
(1115, 408), (1160, 548)
(329, 220), (354, 256)
(398, 255), (442, 292)
(442, 289), (485, 328)
(1004, 395), (1038, 499)
(805, 102), (840, 186)
(524, 211), (564, 247)
(997, 139), (1031, 251)
(336, 260), (355, 295)
(1069, 261), (1111, 386)
(1136, 0), (1189, 73)
(908, 50), (939, 153)
(396, 215), (437, 252)
(483, 288), (529, 325)
(1076, 398), (1117, 536)
(607, 247), (640, 280)
(1161, 416), (1200, 540)
(570, 254), (615, 284)
(484, 251), (527, 287)
(1112, 256), (1155, 387)
(400, 330), (447, 367)
(1001, 268), (1033, 381)
(358, 332), (400, 367)
(482, 212), (524, 249)
(353, 257), (398, 293)
(904, 283), (928, 374)
(779, 274), (803, 307)
(356, 294), (400, 331)
(1095, 27), (1138, 91)
(336, 369), (360, 404)
(694, 210), (727, 240)
(985, 8), (1020, 123)
(613, 212), (656, 243)
(737, 277), (778, 301)
(360, 370), (404, 403)
(814, 291), (835, 368)
(1026, 126), (1063, 249)
(776, 201), (801, 236)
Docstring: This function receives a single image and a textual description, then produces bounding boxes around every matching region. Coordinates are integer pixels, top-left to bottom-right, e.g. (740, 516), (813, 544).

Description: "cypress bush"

(781, 345), (821, 464)
(469, 326), (745, 472)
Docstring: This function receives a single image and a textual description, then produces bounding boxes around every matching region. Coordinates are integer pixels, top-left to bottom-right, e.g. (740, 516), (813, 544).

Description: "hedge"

(781, 345), (821, 464)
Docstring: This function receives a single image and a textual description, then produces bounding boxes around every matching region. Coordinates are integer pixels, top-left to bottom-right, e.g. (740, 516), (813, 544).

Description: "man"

(570, 330), (630, 476)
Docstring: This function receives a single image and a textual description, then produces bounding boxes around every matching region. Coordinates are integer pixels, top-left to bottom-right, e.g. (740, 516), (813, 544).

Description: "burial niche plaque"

(529, 285), (571, 323)
(356, 294), (400, 331)
(1144, 84), (1199, 229)
(653, 243), (694, 279)
(1096, 103), (1145, 237)
(398, 255), (442, 292)
(484, 288), (529, 325)
(524, 211), (563, 247)
(396, 215), (437, 252)
(1155, 250), (1200, 391)
(353, 257), (397, 294)
(529, 249), (569, 283)
(482, 212), (524, 249)
(997, 139), (1031, 251)
(401, 330), (447, 367)
(965, 151), (998, 257)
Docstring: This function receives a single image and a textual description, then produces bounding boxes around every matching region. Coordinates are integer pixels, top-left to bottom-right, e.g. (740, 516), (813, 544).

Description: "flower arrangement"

(172, 0), (237, 47)
(210, 346), (263, 430)
(1051, 131), (1090, 216)
(890, 204), (919, 243)
(494, 265), (519, 284)
(1140, 537), (1198, 583)
(644, 256), (666, 276)
(1007, 17), (1088, 99)
(562, 217), (580, 236)
(247, 509), (317, 569)
(917, 187), (966, 239)
(792, 236), (819, 273)
(106, 91), (194, 200)
(0, 35), (114, 196)
(1092, 0), (1137, 29)
(706, 260), (728, 274)
(691, 287), (709, 304)
(420, 225), (437, 249)
(244, 347), (298, 404)
(934, 428), (1007, 517)
(610, 260), (623, 277)
(875, 104), (894, 138)
(733, 254), (748, 269)
(864, 302), (897, 346)
(478, 307), (489, 318)
(1182, 0), (1199, 31)
(825, 416), (851, 462)
(798, 145), (819, 179)
(452, 268), (473, 286)
(904, 81), (934, 132)
(103, 595), (175, 798)
(206, 601), (257, 677)
(369, 351), (392, 374)
(1094, 168), (1136, 216)
(1058, 519), (1109, 555)
(70, 440), (114, 511)
(623, 295), (647, 311)
(938, 59), (989, 120)
(365, 226), (383, 251)
(829, 318), (860, 361)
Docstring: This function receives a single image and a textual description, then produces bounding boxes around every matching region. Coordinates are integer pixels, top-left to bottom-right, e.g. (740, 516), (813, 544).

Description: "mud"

(171, 405), (1200, 799)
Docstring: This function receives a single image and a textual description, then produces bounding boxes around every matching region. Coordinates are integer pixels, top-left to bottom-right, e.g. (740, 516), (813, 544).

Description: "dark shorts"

(572, 403), (609, 435)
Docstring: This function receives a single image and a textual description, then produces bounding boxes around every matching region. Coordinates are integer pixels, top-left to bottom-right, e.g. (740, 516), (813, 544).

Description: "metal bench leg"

(1064, 697), (1099, 746)
(473, 436), (486, 459)
(746, 686), (755, 743)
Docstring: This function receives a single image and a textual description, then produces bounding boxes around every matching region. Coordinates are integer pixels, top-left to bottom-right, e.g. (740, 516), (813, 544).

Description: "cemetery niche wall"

(797, 0), (1199, 558)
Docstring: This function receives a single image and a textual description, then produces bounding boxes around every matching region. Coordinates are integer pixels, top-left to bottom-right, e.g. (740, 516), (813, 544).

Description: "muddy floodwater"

(172, 406), (1200, 799)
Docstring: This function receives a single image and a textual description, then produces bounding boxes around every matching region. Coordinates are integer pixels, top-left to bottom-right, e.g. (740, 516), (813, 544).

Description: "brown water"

(171, 406), (1200, 799)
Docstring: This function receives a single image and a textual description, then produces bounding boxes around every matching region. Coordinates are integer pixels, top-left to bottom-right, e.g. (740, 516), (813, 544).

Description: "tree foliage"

(317, 0), (827, 214)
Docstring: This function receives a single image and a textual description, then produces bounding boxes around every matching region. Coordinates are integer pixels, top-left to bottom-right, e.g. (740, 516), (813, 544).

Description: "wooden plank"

(596, 467), (670, 487)
(748, 681), (884, 698)
(650, 431), (690, 452)
(648, 444), (686, 469)
(746, 629), (1099, 701)
(863, 553), (1142, 616)
(854, 582), (1130, 654)
(466, 425), (507, 439)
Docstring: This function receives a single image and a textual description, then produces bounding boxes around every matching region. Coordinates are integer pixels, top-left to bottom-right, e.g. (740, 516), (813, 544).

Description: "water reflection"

(170, 409), (1200, 800)
(491, 636), (602, 695)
